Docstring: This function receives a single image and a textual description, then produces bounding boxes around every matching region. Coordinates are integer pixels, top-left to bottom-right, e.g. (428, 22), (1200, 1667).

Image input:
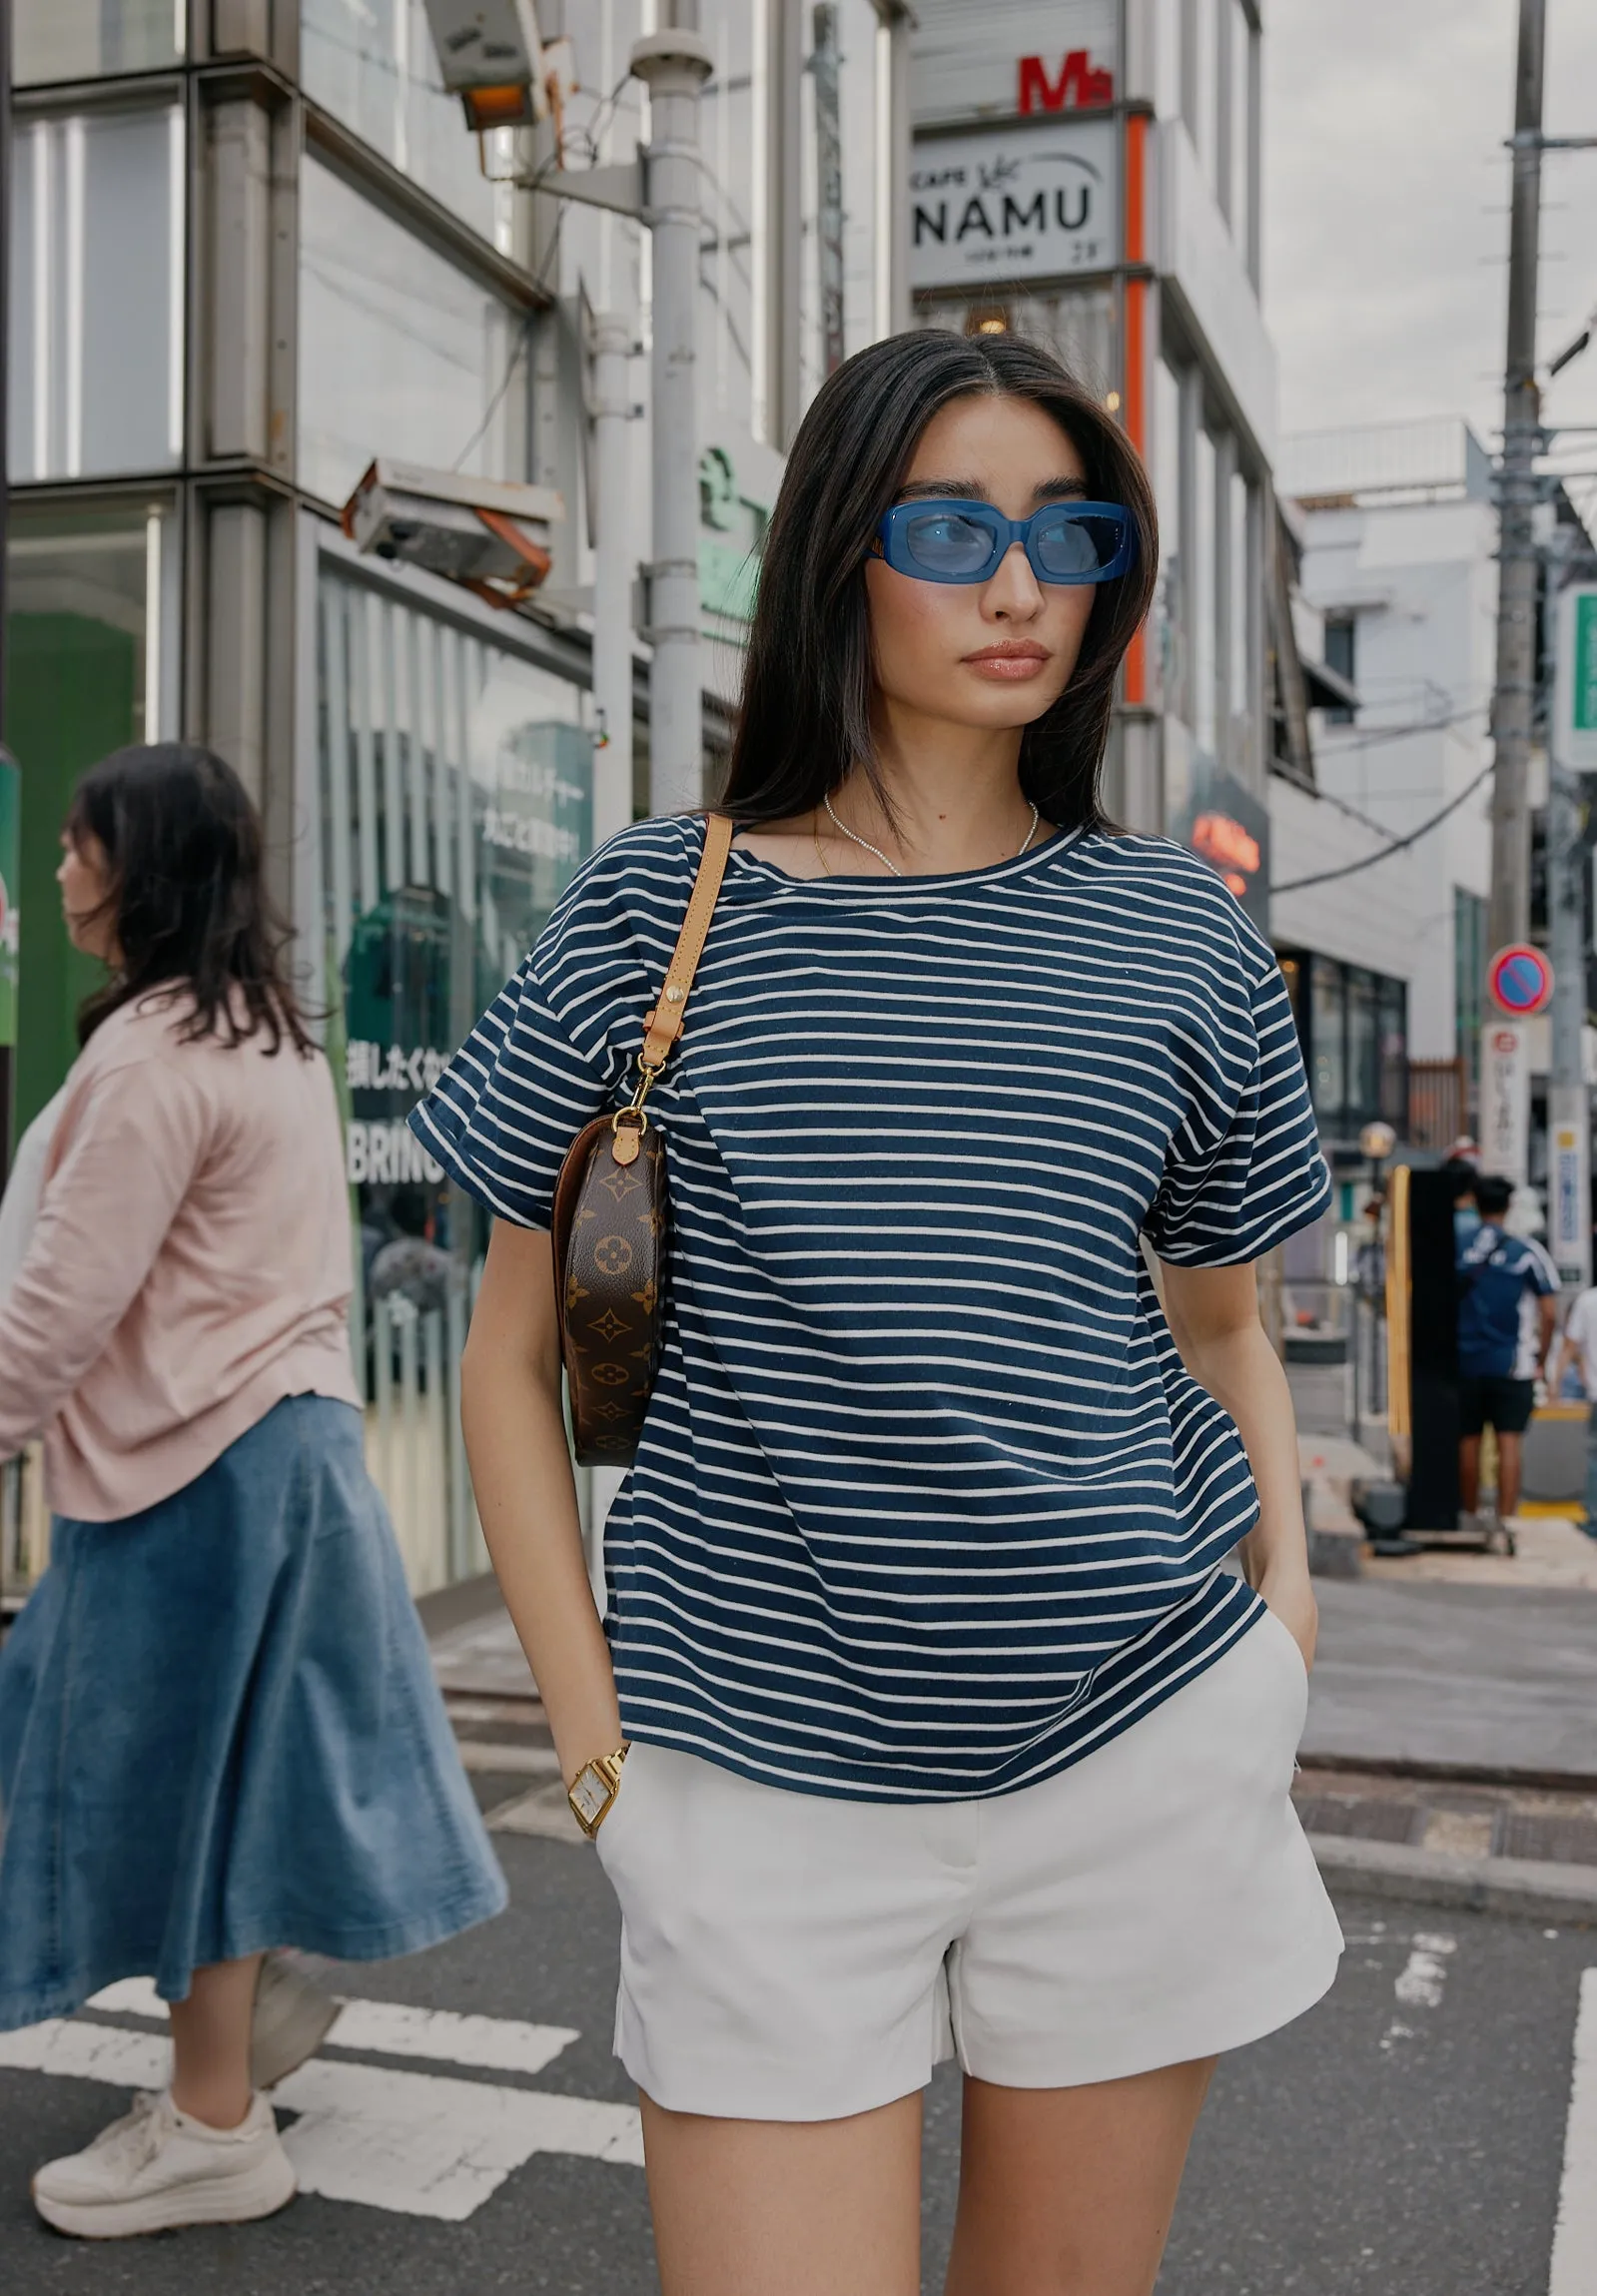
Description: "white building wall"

(1269, 777), (1426, 992)
(1272, 480), (1496, 1082)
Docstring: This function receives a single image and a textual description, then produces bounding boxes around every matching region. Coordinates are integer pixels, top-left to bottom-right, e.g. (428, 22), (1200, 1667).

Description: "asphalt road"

(0, 1837), (1588, 2296)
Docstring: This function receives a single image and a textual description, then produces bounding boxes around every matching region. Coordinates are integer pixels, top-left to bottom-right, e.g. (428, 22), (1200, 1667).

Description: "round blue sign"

(1487, 944), (1554, 1018)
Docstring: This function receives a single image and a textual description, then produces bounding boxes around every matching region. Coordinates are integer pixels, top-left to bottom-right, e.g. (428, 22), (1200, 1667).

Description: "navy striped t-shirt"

(413, 815), (1330, 1802)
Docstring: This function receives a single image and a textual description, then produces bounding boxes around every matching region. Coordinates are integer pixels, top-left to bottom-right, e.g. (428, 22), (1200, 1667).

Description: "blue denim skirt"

(0, 1395), (507, 2030)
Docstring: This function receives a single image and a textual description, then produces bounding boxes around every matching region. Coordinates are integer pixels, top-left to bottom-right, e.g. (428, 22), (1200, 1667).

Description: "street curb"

(1299, 1749), (1597, 1794)
(1310, 1833), (1597, 1923)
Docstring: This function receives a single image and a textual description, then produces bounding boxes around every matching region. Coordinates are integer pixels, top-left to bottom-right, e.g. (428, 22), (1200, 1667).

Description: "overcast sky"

(1264, 0), (1597, 479)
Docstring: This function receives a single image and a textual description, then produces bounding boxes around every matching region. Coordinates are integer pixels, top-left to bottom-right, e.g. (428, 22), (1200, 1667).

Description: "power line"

(1270, 759), (1496, 895)
(1316, 700), (1488, 753)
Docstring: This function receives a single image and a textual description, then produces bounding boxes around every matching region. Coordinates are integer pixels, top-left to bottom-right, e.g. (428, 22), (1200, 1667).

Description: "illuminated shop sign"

(1190, 812), (1262, 901)
(1174, 766), (1270, 935)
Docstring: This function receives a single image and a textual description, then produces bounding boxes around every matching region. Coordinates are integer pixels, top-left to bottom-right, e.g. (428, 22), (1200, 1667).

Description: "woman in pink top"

(0, 745), (505, 2239)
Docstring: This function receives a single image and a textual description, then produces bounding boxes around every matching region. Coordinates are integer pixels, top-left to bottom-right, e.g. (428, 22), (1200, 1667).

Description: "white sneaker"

(31, 2088), (296, 2238)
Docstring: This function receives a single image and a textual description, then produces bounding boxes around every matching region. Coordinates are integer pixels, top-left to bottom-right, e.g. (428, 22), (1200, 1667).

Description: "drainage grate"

(1497, 1812), (1597, 1868)
(1293, 1794), (1423, 1845)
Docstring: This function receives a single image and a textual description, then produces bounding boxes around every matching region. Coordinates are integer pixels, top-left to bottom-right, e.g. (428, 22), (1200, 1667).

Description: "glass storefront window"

(1287, 947), (1409, 1145)
(8, 104), (184, 482)
(15, 0), (183, 86)
(1378, 978), (1408, 1131)
(299, 155), (529, 512)
(302, 0), (512, 249)
(6, 503), (177, 1139)
(1309, 954), (1344, 1129)
(319, 561), (593, 1591)
(1347, 969), (1379, 1127)
(913, 286), (1118, 402)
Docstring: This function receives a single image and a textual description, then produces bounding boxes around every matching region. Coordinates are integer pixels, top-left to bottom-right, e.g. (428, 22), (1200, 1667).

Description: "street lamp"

(421, 0), (550, 132)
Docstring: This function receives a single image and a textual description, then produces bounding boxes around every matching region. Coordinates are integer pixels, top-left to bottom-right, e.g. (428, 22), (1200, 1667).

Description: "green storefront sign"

(1575, 592), (1597, 734)
(0, 752), (18, 1050)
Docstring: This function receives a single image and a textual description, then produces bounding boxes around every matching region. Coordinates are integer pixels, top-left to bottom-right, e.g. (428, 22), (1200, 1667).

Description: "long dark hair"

(719, 330), (1159, 833)
(68, 743), (314, 1056)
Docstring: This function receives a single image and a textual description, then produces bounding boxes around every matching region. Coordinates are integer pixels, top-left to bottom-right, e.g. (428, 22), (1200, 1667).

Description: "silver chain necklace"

(821, 791), (1040, 879)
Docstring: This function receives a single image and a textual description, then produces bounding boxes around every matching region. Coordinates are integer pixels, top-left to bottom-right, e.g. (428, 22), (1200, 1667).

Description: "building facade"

(906, 0), (1273, 922)
(1270, 418), (1498, 1173)
(2, 0), (908, 1596)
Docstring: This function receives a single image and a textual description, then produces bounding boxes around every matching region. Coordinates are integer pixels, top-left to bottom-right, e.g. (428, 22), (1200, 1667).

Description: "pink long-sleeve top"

(0, 992), (361, 1521)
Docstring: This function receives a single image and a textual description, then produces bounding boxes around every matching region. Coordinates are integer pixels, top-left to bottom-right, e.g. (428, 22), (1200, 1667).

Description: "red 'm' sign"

(1018, 51), (1114, 113)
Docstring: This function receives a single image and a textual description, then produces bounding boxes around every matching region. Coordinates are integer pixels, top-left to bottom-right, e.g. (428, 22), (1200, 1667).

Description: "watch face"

(569, 1765), (610, 1828)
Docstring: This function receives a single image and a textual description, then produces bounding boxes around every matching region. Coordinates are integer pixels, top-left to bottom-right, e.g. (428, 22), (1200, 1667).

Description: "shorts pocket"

(1253, 1605), (1311, 1754)
(593, 1744), (649, 1877)
(1257, 1602), (1310, 1685)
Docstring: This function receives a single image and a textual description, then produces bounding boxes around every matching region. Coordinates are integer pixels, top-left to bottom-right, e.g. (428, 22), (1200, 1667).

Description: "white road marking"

(487, 1778), (586, 1843)
(1394, 1932), (1457, 2010)
(1380, 1930), (1456, 2050)
(0, 1994), (638, 2221)
(1550, 1967), (1597, 2296)
(87, 1976), (580, 2077)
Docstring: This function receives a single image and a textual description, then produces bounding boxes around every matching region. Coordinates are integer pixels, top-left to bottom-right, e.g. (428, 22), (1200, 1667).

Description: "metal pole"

(589, 311), (636, 850)
(811, 4), (846, 378)
(630, 30), (712, 819)
(1486, 0), (1546, 955)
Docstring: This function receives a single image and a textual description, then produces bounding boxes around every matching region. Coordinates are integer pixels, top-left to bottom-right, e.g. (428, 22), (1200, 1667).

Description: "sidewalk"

(427, 1565), (1597, 1778)
(1302, 1572), (1597, 1783)
(426, 1569), (1597, 1915)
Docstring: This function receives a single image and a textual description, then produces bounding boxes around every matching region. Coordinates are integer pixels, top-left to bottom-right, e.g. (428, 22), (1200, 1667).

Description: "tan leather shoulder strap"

(639, 813), (734, 1075)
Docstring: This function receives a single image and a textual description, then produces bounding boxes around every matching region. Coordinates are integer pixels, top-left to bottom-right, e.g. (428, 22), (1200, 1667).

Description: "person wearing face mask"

(1455, 1171), (1559, 1539)
(1443, 1153), (1481, 1251)
(411, 331), (1341, 2296)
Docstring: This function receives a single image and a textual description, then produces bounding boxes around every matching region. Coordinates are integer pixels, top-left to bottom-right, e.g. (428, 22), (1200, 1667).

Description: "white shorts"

(595, 1607), (1343, 2121)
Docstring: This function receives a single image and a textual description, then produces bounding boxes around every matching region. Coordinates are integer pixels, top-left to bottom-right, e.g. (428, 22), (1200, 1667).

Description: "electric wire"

(1270, 758), (1496, 894)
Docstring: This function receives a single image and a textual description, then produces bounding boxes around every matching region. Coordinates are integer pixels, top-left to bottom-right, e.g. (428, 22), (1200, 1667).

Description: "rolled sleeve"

(409, 961), (614, 1232)
(1146, 957), (1331, 1267)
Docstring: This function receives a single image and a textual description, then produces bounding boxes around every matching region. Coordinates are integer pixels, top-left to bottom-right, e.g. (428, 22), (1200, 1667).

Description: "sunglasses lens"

(902, 511), (996, 578)
(1033, 511), (1126, 578)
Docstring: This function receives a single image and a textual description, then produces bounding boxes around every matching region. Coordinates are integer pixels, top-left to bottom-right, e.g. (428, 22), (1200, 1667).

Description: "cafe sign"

(908, 115), (1118, 292)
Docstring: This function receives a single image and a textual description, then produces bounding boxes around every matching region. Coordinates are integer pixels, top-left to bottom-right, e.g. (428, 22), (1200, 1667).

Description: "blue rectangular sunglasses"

(874, 498), (1135, 586)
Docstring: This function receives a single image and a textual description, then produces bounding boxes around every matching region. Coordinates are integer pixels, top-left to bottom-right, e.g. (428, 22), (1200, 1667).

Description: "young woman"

(415, 331), (1341, 2296)
(0, 745), (505, 2238)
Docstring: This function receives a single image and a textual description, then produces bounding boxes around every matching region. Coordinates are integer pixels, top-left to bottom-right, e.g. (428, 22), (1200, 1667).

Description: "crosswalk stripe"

(0, 1999), (641, 2221)
(1550, 1966), (1597, 2295)
(87, 1976), (580, 2078)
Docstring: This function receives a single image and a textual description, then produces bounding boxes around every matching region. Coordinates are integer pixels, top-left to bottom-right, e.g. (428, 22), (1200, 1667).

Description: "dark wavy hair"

(718, 330), (1159, 833)
(68, 743), (314, 1056)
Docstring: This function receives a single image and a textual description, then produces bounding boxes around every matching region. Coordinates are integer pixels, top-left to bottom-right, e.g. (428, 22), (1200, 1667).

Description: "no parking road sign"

(1487, 944), (1554, 1019)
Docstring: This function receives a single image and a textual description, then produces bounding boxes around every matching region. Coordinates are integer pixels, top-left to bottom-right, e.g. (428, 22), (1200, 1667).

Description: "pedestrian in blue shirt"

(1456, 1173), (1558, 1532)
(417, 330), (1341, 2295)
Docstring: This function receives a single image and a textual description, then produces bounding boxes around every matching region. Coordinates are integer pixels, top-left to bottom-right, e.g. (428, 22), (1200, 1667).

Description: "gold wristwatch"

(566, 1744), (629, 1838)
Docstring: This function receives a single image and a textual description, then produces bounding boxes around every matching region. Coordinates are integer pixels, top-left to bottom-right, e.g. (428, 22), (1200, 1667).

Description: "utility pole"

(588, 309), (637, 849)
(811, 5), (846, 378)
(1547, 753), (1588, 1283)
(1486, 0), (1546, 958)
(1549, 579), (1597, 1286)
(631, 31), (713, 817)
